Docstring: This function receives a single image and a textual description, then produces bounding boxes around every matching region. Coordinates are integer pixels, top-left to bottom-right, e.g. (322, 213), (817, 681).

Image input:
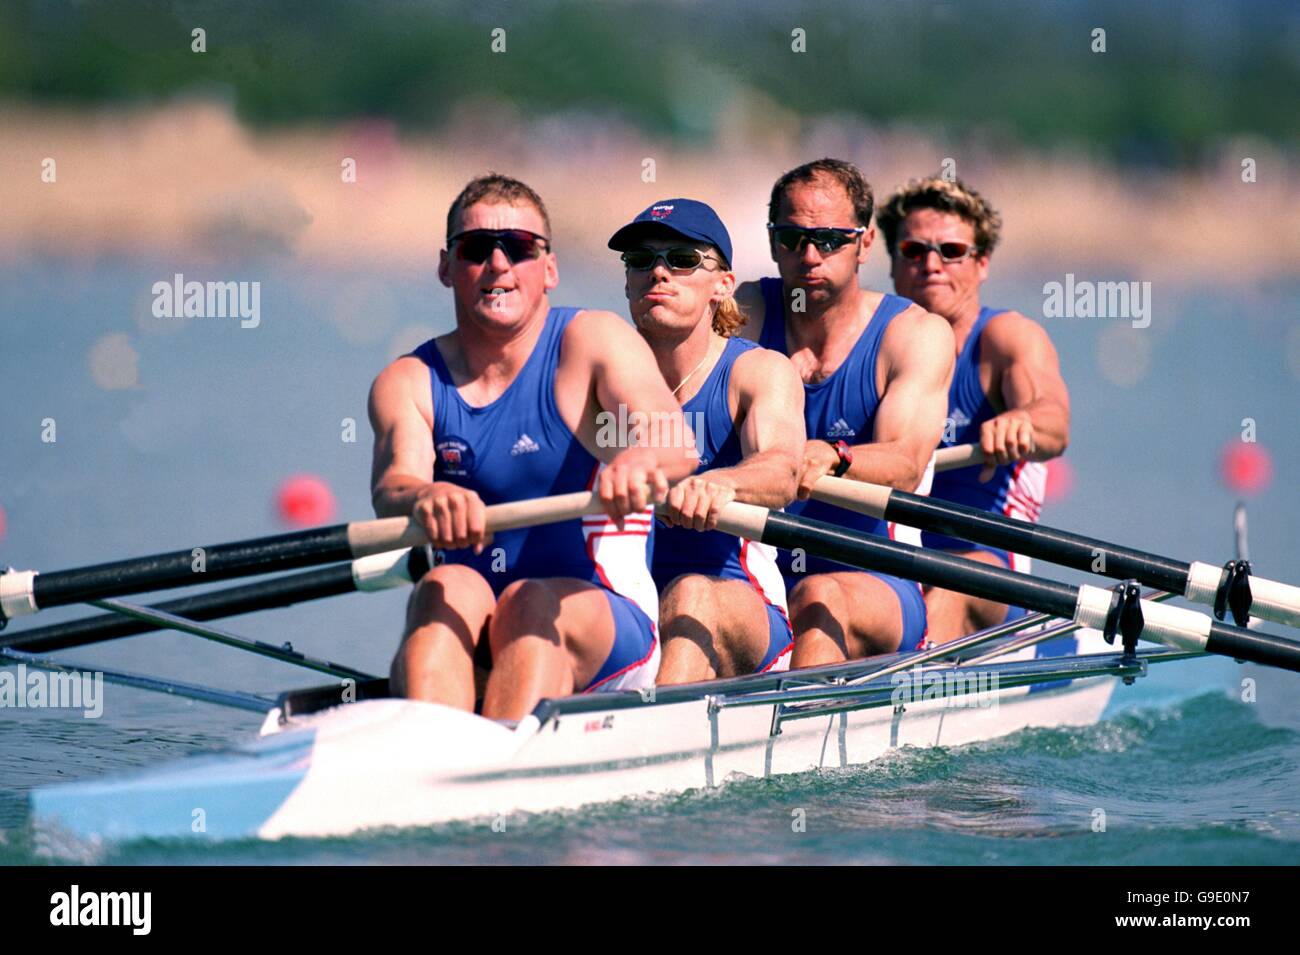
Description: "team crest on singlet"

(436, 437), (475, 477)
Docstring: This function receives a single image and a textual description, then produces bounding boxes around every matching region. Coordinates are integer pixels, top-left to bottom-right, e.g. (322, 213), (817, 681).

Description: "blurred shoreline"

(1, 101), (1297, 283)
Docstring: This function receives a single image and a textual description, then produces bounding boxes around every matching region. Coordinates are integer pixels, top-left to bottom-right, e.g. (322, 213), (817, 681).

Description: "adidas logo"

(826, 418), (856, 439)
(510, 434), (541, 456)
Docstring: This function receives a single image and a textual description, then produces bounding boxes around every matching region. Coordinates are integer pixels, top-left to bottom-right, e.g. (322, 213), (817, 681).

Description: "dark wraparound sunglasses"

(448, 229), (550, 264)
(767, 224), (865, 254)
(895, 238), (978, 263)
(620, 247), (725, 272)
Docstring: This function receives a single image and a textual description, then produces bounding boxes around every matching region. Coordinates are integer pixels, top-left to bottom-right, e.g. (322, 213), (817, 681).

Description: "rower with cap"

(610, 199), (805, 682)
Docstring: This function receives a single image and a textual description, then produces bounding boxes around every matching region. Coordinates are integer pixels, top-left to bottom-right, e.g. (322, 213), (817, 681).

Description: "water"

(1, 258), (1298, 864)
(2, 693), (1296, 865)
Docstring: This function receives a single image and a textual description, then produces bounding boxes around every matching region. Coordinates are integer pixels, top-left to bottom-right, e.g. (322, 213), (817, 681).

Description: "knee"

(490, 578), (563, 647)
(659, 574), (718, 620)
(788, 575), (845, 615)
(408, 563), (495, 622)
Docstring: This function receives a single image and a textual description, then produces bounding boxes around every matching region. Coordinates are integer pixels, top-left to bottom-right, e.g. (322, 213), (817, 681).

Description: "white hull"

(260, 673), (1113, 841)
(30, 628), (1222, 844)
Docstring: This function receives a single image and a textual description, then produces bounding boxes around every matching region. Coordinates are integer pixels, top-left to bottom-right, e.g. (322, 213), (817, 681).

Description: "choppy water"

(2, 259), (1298, 864)
(2, 692), (1297, 865)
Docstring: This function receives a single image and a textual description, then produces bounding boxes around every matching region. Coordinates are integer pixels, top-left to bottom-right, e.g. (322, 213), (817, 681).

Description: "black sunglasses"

(620, 247), (724, 272)
(767, 224), (865, 254)
(448, 229), (550, 265)
(895, 238), (978, 263)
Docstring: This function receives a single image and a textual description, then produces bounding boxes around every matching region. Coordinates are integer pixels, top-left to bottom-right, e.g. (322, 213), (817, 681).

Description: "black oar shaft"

(750, 508), (1300, 674)
(883, 492), (1191, 593)
(1206, 623), (1300, 671)
(2, 563), (360, 654)
(763, 511), (1081, 619)
(29, 525), (354, 612)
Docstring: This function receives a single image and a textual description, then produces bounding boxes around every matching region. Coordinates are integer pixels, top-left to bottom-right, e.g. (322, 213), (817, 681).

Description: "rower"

(368, 174), (699, 720)
(735, 158), (954, 666)
(609, 199), (805, 682)
(876, 177), (1071, 643)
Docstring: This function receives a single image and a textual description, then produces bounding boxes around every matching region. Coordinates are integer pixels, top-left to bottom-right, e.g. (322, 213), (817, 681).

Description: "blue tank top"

(758, 278), (913, 573)
(923, 306), (1047, 549)
(409, 308), (655, 598)
(652, 337), (762, 588)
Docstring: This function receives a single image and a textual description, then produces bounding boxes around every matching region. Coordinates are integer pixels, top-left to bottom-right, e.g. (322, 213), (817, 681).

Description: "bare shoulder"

(370, 353), (429, 399)
(884, 302), (955, 355)
(734, 280), (766, 341)
(567, 308), (639, 349)
(980, 309), (1054, 358)
(565, 308), (657, 377)
(733, 341), (800, 390)
(368, 353), (432, 424)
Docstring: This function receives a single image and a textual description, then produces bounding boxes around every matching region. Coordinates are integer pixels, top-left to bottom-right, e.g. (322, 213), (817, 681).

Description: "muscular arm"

(577, 311), (700, 479)
(368, 357), (437, 519)
(844, 308), (954, 492)
(705, 348), (804, 509)
(982, 311), (1071, 460)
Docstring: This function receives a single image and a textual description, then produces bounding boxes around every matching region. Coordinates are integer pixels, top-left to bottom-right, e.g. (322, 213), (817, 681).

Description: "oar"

(0, 490), (606, 624)
(712, 502), (1300, 673)
(810, 475), (1300, 630)
(932, 443), (985, 472)
(0, 549), (425, 655)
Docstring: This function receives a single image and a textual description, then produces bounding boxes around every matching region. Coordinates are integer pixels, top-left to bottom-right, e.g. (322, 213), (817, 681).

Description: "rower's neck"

(946, 300), (985, 355)
(453, 301), (550, 385)
(647, 321), (721, 405)
(786, 282), (867, 353)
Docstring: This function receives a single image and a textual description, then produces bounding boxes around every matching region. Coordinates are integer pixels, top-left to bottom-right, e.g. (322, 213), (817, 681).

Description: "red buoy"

(275, 475), (338, 528)
(1043, 458), (1075, 504)
(1220, 442), (1273, 496)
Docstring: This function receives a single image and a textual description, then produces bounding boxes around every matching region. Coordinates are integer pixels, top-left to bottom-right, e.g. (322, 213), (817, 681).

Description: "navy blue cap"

(607, 198), (733, 267)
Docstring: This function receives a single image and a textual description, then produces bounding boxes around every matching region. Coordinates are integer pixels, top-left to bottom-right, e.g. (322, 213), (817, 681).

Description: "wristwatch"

(831, 440), (853, 477)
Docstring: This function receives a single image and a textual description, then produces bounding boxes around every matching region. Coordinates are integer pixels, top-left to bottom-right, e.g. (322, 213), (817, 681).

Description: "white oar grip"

(1186, 560), (1300, 629)
(1075, 583), (1211, 652)
(0, 570), (39, 619)
(1184, 561), (1226, 607)
(1247, 576), (1300, 629)
(809, 476), (890, 519)
(351, 549), (416, 592)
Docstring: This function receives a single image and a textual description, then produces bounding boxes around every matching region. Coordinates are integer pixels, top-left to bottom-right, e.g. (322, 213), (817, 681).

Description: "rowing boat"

(5, 458), (1299, 845)
(26, 628), (1230, 843)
